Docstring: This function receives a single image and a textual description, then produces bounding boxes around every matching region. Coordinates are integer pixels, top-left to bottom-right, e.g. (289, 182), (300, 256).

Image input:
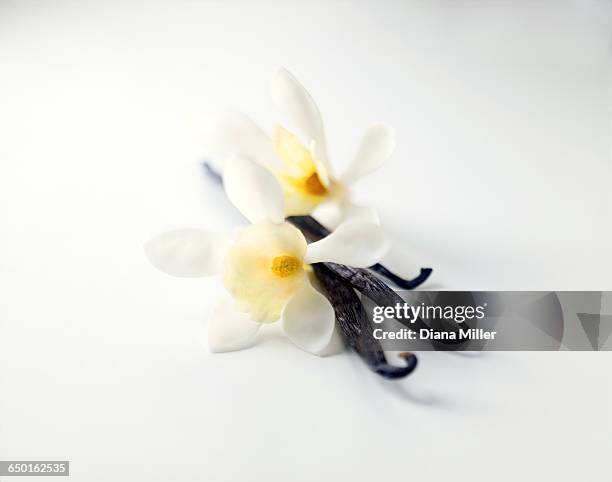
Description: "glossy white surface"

(1, 1), (611, 481)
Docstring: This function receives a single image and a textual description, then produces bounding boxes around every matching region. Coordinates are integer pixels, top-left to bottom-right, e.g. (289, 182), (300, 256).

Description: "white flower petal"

(270, 67), (332, 176)
(304, 220), (389, 268)
(281, 280), (335, 355)
(316, 323), (345, 357)
(200, 111), (279, 169)
(145, 229), (226, 277)
(339, 199), (380, 225)
(340, 124), (396, 185)
(223, 155), (285, 224)
(311, 200), (343, 230)
(208, 297), (261, 353)
(312, 198), (379, 230)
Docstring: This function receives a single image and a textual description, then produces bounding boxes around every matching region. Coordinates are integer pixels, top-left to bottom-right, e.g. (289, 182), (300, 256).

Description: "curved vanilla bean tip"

(374, 352), (418, 379)
(370, 265), (433, 290)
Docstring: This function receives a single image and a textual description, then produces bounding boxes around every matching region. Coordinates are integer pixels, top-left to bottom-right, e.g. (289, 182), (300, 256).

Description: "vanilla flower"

(145, 156), (388, 355)
(201, 67), (396, 228)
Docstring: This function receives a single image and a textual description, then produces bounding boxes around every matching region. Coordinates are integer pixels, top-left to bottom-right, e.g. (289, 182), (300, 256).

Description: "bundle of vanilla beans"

(204, 163), (434, 379)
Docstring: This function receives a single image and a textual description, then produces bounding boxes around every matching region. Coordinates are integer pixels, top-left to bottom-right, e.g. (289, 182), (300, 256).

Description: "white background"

(1, 1), (611, 481)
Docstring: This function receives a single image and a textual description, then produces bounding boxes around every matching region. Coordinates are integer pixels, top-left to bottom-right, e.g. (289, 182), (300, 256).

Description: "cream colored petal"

(271, 130), (330, 215)
(339, 199), (380, 225)
(283, 190), (325, 217)
(200, 110), (279, 169)
(315, 324), (345, 357)
(223, 155), (285, 224)
(208, 297), (261, 353)
(223, 221), (308, 322)
(145, 229), (226, 277)
(311, 200), (343, 230)
(313, 198), (379, 230)
(270, 67), (331, 171)
(281, 280), (335, 355)
(273, 126), (316, 178)
(340, 124), (396, 185)
(304, 220), (389, 268)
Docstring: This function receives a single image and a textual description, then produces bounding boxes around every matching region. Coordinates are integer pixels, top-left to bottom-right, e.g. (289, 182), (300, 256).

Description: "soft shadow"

(377, 378), (452, 408)
(363, 352), (455, 408)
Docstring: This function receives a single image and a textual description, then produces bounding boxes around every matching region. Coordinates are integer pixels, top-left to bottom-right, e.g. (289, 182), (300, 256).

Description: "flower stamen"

(270, 255), (302, 278)
(304, 172), (327, 195)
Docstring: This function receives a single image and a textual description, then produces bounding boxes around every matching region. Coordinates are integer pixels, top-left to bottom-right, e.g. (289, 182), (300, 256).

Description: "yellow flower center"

(304, 172), (327, 195)
(223, 221), (307, 322)
(270, 255), (302, 278)
(272, 126), (333, 215)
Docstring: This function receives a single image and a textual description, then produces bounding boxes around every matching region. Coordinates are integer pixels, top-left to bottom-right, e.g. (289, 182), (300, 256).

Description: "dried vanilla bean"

(313, 263), (418, 379)
(369, 265), (433, 290)
(322, 262), (465, 347)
